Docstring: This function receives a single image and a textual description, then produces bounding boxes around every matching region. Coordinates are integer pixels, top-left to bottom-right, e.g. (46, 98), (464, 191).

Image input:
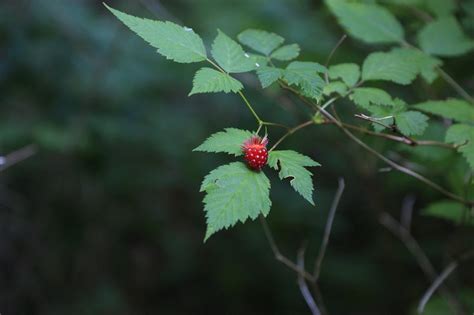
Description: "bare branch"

(297, 246), (321, 315)
(324, 34), (348, 83)
(418, 250), (474, 314)
(259, 216), (315, 282)
(313, 178), (345, 280)
(418, 262), (458, 314)
(269, 120), (314, 152)
(380, 213), (467, 315)
(400, 194), (416, 231)
(280, 83), (472, 206)
(0, 144), (37, 172)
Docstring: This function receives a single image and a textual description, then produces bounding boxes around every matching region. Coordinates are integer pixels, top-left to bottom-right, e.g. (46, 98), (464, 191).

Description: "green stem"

(206, 58), (263, 124)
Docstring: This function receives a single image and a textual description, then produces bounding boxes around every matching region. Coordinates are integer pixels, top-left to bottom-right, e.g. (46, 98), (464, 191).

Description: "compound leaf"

(270, 44), (300, 61)
(413, 99), (474, 123)
(189, 68), (243, 95)
(268, 150), (320, 205)
(418, 16), (474, 57)
(211, 29), (256, 73)
(394, 111), (429, 136)
(446, 124), (474, 170)
(328, 63), (360, 87)
(256, 67), (284, 88)
(326, 0), (404, 44)
(105, 4), (207, 63)
(201, 162), (271, 241)
(193, 128), (253, 156)
(237, 29), (284, 55)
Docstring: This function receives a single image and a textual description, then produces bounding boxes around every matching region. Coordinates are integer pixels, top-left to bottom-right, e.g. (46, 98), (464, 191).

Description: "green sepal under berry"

(201, 162), (271, 241)
(268, 150), (320, 205)
(193, 128), (253, 156)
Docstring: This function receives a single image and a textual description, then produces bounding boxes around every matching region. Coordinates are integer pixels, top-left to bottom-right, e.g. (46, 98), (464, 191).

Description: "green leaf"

(200, 162), (271, 241)
(283, 61), (326, 99)
(211, 30), (256, 73)
(418, 16), (474, 57)
(391, 48), (442, 84)
(424, 0), (457, 17)
(248, 53), (268, 67)
(326, 0), (404, 44)
(328, 63), (360, 87)
(394, 111), (429, 136)
(270, 44), (300, 61)
(237, 29), (284, 55)
(193, 128), (253, 156)
(323, 81), (348, 96)
(350, 87), (394, 110)
(362, 50), (419, 85)
(189, 68), (243, 95)
(256, 67), (284, 88)
(422, 200), (472, 225)
(105, 4), (206, 63)
(446, 124), (474, 170)
(413, 99), (474, 123)
(268, 150), (320, 205)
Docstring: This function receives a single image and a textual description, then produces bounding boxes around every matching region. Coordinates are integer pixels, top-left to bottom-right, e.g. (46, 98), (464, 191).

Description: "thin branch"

(418, 250), (474, 314)
(0, 144), (37, 172)
(297, 246), (321, 315)
(269, 120), (314, 152)
(313, 178), (345, 280)
(400, 194), (416, 231)
(324, 34), (348, 84)
(280, 83), (473, 206)
(354, 113), (418, 145)
(337, 122), (457, 149)
(437, 68), (474, 104)
(418, 263), (457, 314)
(259, 216), (316, 282)
(380, 213), (467, 315)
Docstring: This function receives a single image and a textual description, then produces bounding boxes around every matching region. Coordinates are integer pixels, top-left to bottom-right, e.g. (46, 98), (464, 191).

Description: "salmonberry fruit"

(242, 135), (269, 171)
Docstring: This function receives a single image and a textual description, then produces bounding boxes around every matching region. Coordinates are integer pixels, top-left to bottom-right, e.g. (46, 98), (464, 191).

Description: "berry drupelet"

(242, 135), (268, 171)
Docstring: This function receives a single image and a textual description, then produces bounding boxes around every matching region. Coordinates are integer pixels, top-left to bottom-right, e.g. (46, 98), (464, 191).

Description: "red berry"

(242, 135), (269, 171)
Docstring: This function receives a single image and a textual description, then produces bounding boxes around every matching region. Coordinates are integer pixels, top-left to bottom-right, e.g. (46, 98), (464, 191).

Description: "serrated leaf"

(268, 150), (320, 205)
(413, 99), (474, 123)
(326, 0), (404, 44)
(418, 16), (474, 57)
(105, 4), (207, 63)
(237, 29), (284, 55)
(256, 67), (284, 88)
(270, 44), (300, 61)
(394, 111), (429, 136)
(328, 63), (360, 87)
(390, 48), (443, 84)
(323, 81), (348, 96)
(200, 162), (271, 241)
(211, 30), (256, 73)
(189, 68), (243, 95)
(422, 200), (472, 226)
(283, 61), (326, 99)
(350, 87), (394, 110)
(193, 128), (253, 156)
(248, 53), (268, 67)
(362, 50), (419, 85)
(446, 124), (474, 170)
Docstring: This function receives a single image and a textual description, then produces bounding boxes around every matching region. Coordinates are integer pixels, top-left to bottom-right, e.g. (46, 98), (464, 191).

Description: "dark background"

(1, 0), (473, 314)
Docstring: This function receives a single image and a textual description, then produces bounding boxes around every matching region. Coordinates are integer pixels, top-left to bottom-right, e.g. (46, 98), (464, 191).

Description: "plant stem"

(313, 178), (345, 280)
(269, 120), (314, 152)
(206, 58), (263, 124)
(280, 83), (473, 206)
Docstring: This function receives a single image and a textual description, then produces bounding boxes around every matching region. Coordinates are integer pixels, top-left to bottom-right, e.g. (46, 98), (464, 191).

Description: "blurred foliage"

(0, 0), (473, 314)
